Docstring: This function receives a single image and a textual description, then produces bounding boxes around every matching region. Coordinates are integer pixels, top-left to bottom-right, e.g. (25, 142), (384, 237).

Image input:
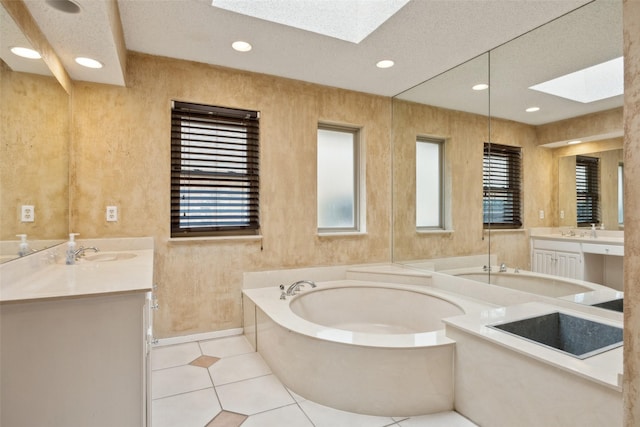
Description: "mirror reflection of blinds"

(171, 101), (259, 237)
(576, 155), (600, 226)
(483, 143), (522, 228)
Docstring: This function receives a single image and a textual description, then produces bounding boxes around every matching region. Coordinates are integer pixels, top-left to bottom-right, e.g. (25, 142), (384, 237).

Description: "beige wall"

(0, 63), (69, 240)
(70, 52), (392, 337)
(392, 101), (554, 270)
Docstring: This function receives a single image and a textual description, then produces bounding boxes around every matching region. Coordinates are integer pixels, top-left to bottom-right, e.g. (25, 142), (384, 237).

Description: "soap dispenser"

(16, 234), (29, 257)
(65, 233), (79, 265)
(590, 224), (597, 238)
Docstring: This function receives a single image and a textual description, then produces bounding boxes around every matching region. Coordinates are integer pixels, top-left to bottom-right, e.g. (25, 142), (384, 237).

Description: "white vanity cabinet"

(531, 239), (583, 280)
(0, 239), (154, 427)
(530, 234), (624, 290)
(1, 292), (150, 427)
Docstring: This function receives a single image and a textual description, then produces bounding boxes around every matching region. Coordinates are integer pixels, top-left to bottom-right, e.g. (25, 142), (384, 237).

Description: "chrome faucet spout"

(286, 280), (317, 296)
(74, 246), (99, 258)
(499, 263), (507, 273)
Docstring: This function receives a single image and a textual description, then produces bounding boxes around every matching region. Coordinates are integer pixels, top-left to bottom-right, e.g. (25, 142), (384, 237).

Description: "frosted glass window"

(618, 164), (624, 224)
(416, 138), (443, 228)
(317, 126), (358, 230)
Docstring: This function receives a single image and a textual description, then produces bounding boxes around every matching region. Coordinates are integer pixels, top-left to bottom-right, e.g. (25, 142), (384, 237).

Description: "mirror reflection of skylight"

(529, 56), (623, 103)
(211, 0), (410, 43)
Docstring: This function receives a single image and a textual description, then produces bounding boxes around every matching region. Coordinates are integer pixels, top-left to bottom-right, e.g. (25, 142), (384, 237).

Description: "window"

(618, 163), (624, 225)
(576, 155), (600, 226)
(416, 137), (444, 228)
(483, 143), (522, 228)
(170, 101), (259, 237)
(317, 124), (360, 232)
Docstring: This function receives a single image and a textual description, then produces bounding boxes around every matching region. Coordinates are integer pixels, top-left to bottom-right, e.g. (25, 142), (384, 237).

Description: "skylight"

(211, 0), (410, 44)
(529, 57), (623, 103)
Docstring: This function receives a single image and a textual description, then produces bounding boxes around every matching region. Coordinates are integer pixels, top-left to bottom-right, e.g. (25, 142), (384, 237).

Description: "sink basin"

(489, 312), (623, 359)
(592, 298), (624, 312)
(84, 252), (137, 262)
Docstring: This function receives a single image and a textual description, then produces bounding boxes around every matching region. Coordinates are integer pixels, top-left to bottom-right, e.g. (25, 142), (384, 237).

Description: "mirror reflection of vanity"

(391, 0), (623, 292)
(0, 4), (69, 262)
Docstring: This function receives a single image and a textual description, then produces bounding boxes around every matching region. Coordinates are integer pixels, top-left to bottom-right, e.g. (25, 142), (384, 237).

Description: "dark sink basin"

(592, 298), (624, 312)
(489, 312), (623, 359)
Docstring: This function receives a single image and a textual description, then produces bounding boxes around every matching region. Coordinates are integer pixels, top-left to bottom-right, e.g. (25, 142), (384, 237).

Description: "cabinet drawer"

(532, 239), (581, 253)
(582, 243), (624, 256)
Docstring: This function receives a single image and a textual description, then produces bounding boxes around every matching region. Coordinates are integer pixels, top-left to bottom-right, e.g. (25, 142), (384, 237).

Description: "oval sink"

(84, 252), (137, 262)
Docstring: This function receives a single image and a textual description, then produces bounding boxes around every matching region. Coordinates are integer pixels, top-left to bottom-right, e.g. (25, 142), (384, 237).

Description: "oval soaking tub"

(242, 280), (483, 417)
(450, 269), (598, 297)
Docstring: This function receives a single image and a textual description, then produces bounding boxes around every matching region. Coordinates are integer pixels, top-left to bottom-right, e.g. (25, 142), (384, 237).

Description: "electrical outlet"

(539, 210), (544, 219)
(21, 205), (35, 222)
(560, 210), (565, 219)
(106, 206), (118, 222)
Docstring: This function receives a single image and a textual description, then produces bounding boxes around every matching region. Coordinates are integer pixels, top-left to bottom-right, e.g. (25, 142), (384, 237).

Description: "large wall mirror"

(391, 0), (622, 274)
(0, 3), (69, 262)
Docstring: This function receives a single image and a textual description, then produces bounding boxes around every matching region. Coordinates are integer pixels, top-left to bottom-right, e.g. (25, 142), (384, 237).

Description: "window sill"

(317, 231), (368, 238)
(168, 235), (263, 244)
(417, 229), (454, 235)
(483, 228), (527, 234)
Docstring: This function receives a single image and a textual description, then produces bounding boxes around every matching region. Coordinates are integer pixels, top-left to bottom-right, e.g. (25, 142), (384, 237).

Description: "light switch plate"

(539, 210), (544, 219)
(106, 206), (118, 222)
(21, 205), (35, 222)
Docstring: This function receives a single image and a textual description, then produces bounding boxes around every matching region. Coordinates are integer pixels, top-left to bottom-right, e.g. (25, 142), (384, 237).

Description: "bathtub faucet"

(286, 280), (317, 296)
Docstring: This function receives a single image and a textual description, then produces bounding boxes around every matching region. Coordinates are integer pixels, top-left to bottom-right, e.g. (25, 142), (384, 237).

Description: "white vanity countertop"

(0, 238), (154, 303)
(443, 301), (623, 391)
(531, 233), (624, 245)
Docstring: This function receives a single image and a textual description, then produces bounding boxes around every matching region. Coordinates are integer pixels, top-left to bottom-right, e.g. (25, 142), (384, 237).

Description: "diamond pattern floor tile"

(190, 355), (220, 368)
(205, 410), (248, 427)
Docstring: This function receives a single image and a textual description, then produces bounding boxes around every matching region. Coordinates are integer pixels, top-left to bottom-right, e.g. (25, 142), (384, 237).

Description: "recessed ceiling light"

(10, 47), (41, 59)
(472, 84), (488, 91)
(526, 107), (540, 112)
(376, 60), (394, 69)
(529, 56), (623, 103)
(75, 57), (103, 69)
(46, 0), (81, 14)
(567, 140), (583, 145)
(232, 41), (252, 52)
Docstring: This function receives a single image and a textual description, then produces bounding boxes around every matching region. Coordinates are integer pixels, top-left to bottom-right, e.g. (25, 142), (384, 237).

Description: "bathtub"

(447, 268), (599, 297)
(242, 280), (487, 416)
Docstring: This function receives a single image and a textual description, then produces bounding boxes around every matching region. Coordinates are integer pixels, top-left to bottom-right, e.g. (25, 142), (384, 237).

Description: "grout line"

(151, 385), (215, 402)
(199, 341), (225, 412)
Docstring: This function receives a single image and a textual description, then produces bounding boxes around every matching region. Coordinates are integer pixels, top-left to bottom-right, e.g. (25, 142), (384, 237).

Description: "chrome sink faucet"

(74, 246), (99, 259)
(499, 263), (507, 273)
(286, 280), (317, 296)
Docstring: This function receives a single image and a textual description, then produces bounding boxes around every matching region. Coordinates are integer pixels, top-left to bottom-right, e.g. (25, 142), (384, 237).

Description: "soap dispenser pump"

(65, 233), (79, 265)
(16, 234), (29, 257)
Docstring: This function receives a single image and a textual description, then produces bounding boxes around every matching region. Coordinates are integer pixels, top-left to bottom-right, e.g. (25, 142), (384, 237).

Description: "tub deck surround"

(445, 302), (622, 426)
(243, 280), (493, 416)
(0, 237), (154, 302)
(443, 301), (623, 391)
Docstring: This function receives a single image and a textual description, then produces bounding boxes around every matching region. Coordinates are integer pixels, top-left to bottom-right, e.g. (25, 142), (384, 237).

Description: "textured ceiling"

(3, 0), (623, 127)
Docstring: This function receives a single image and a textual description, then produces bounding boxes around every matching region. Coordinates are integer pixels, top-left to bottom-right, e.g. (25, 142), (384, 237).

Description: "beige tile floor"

(151, 335), (478, 427)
